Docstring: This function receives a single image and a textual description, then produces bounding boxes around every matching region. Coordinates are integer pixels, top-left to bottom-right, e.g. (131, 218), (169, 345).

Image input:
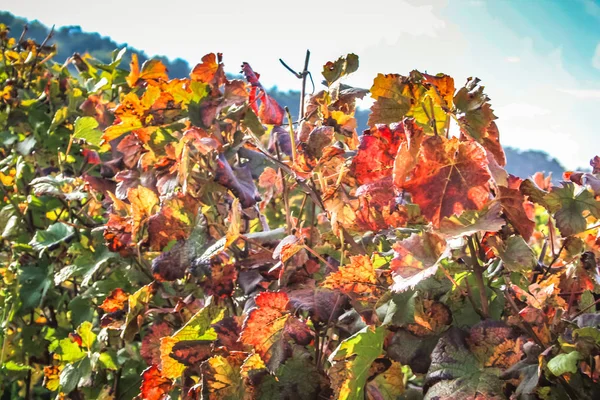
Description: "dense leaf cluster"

(2, 25), (600, 400)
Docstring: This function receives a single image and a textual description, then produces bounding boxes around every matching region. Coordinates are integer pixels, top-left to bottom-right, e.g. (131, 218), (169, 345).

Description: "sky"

(3, 0), (600, 169)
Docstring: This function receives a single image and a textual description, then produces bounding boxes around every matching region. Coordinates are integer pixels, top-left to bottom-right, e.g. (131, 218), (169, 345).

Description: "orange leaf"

(140, 365), (173, 400)
(191, 53), (226, 86)
(240, 292), (310, 370)
(423, 73), (455, 108)
(128, 186), (159, 242)
(401, 136), (491, 226)
(147, 193), (198, 251)
(321, 255), (378, 300)
(127, 55), (168, 88)
(355, 178), (408, 231)
(99, 288), (129, 313)
(126, 53), (141, 87)
(392, 119), (424, 187)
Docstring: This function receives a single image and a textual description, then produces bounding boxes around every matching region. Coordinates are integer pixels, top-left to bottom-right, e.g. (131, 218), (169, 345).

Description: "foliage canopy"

(1, 24), (600, 400)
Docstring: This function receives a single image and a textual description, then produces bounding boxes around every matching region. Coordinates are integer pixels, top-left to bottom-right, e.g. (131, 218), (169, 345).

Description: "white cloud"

(505, 56), (520, 63)
(593, 43), (600, 69)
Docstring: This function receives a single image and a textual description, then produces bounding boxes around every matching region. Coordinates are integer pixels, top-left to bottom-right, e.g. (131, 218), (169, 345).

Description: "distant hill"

(0, 11), (565, 182)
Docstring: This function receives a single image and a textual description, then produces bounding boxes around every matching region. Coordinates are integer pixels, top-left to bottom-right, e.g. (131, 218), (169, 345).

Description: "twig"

(285, 106), (298, 163)
(279, 49), (311, 121)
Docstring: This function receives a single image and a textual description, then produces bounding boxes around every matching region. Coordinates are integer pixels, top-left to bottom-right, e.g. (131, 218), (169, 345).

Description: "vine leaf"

(29, 222), (75, 252)
(126, 54), (168, 87)
(240, 292), (311, 371)
(190, 53), (226, 86)
(547, 351), (582, 376)
(321, 255), (379, 300)
(439, 201), (504, 237)
(424, 329), (504, 400)
(390, 232), (448, 292)
(365, 360), (405, 400)
(350, 123), (406, 185)
(160, 301), (224, 378)
(401, 136), (491, 227)
(497, 184), (535, 241)
(328, 325), (385, 400)
(368, 74), (412, 126)
(322, 53), (359, 86)
(488, 235), (536, 272)
(241, 62), (284, 125)
(544, 182), (600, 236)
(140, 365), (173, 400)
(201, 352), (249, 400)
(122, 283), (156, 342)
(141, 322), (172, 366)
(99, 288), (128, 313)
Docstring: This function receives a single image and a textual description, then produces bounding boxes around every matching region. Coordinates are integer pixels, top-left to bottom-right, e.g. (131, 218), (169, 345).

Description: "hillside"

(0, 11), (566, 181)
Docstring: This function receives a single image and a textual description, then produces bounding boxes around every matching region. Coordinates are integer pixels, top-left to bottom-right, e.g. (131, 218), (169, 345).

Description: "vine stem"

(284, 106), (298, 163)
(504, 286), (581, 400)
(299, 50), (310, 121)
(467, 235), (489, 318)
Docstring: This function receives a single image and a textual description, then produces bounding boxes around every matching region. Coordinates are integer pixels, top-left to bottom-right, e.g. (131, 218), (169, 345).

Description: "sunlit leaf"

(401, 136), (491, 227)
(390, 232), (448, 292)
(328, 326), (385, 400)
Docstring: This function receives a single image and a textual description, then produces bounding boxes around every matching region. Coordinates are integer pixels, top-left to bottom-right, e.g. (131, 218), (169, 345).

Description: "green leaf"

(122, 283), (155, 342)
(59, 357), (91, 394)
(29, 222), (75, 252)
(77, 321), (97, 350)
(259, 354), (321, 400)
(322, 54), (359, 86)
(547, 351), (582, 376)
(491, 235), (537, 272)
(424, 329), (504, 400)
(53, 337), (86, 363)
(1, 361), (32, 378)
(73, 116), (103, 146)
(328, 326), (385, 400)
(19, 264), (52, 310)
(440, 202), (505, 237)
(580, 290), (595, 314)
(544, 183), (600, 236)
(380, 290), (417, 326)
(99, 351), (119, 370)
(49, 106), (69, 133)
(242, 108), (266, 137)
(69, 296), (94, 327)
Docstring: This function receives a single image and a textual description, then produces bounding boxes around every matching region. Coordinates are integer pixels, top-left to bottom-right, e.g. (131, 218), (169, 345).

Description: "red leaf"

(497, 186), (535, 241)
(258, 93), (285, 125)
(401, 136), (491, 226)
(350, 123), (406, 185)
(141, 322), (172, 366)
(140, 365), (173, 400)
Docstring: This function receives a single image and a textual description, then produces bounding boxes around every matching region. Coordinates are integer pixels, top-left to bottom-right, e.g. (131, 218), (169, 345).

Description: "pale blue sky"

(3, 0), (600, 169)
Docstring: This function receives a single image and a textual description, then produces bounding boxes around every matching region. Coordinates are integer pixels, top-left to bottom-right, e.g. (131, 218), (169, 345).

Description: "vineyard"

(2, 24), (600, 400)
